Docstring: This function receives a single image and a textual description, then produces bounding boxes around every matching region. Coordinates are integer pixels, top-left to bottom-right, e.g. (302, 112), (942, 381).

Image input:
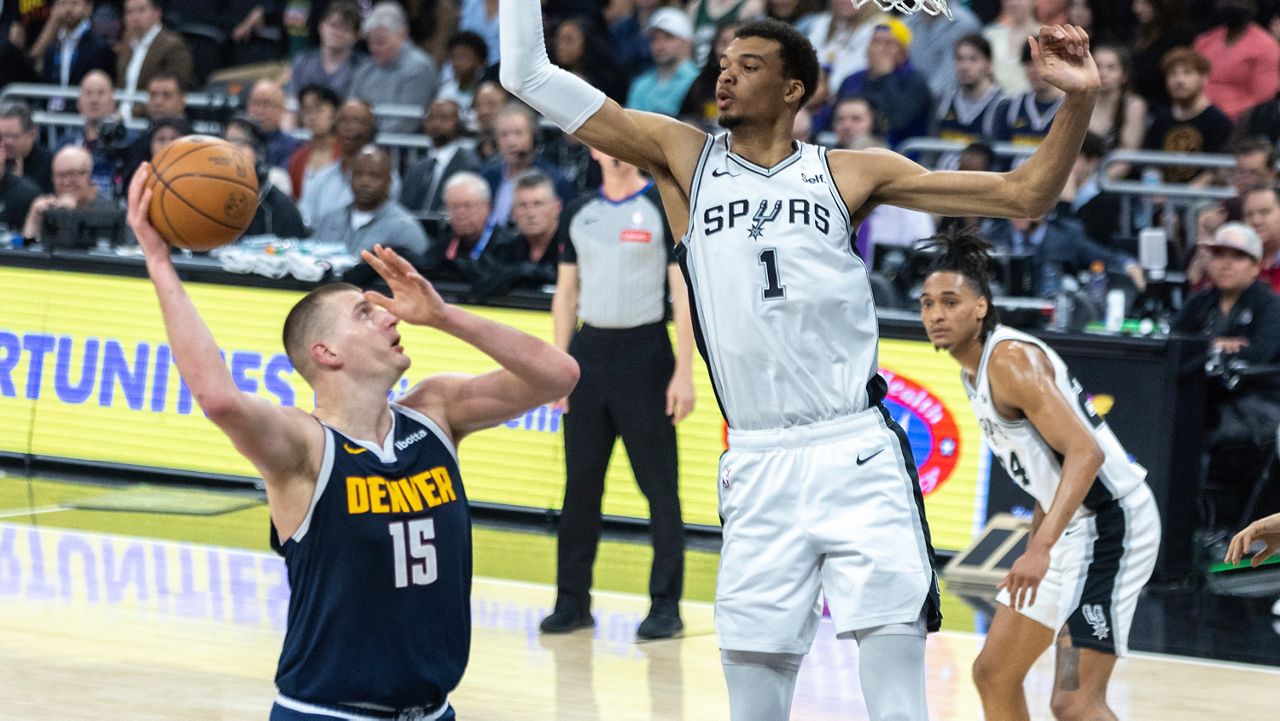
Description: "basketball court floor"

(1, 472), (1278, 720)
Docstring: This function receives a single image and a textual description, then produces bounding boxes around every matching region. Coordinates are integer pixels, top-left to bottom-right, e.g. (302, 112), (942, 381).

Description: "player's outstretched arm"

(362, 245), (580, 442)
(127, 166), (321, 491)
(988, 341), (1104, 610)
(843, 25), (1099, 220)
(497, 0), (705, 177)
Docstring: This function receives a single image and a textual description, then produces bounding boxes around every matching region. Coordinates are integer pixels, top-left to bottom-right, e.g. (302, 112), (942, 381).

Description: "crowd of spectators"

(0, 0), (1278, 305)
(1, 0), (1279, 571)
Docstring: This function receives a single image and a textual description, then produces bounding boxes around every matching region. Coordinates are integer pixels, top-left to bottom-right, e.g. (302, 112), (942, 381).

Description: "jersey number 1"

(388, 519), (437, 588)
(758, 249), (786, 300)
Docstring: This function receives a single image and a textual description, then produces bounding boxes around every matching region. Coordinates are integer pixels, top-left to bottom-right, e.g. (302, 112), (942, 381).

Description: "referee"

(540, 147), (695, 640)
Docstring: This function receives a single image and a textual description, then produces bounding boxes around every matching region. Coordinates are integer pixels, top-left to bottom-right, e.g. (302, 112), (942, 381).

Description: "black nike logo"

(712, 169), (730, 177)
(856, 448), (885, 465)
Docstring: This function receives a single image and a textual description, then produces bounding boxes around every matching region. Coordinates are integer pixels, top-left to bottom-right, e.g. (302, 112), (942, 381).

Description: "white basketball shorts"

(715, 406), (941, 654)
(996, 482), (1161, 656)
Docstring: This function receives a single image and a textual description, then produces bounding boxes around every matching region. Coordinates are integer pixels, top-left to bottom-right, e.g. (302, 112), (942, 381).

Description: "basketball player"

(919, 232), (1160, 721)
(499, 5), (1099, 718)
(125, 166), (579, 720)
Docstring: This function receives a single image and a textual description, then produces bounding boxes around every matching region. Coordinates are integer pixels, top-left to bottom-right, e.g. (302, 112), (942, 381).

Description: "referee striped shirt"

(558, 182), (675, 328)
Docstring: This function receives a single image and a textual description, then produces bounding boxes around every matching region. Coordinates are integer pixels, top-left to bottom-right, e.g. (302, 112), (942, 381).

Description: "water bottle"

(1087, 260), (1107, 309)
(1053, 275), (1078, 331)
(1105, 289), (1126, 332)
(1138, 168), (1161, 230)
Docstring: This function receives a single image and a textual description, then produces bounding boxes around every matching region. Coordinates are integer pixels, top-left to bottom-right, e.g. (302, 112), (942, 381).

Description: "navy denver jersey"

(273, 403), (471, 710)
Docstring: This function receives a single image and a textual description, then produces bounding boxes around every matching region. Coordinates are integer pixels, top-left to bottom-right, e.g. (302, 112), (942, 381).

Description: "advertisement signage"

(0, 268), (990, 550)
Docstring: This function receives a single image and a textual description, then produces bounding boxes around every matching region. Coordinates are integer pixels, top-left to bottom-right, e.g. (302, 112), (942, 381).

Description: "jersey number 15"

(389, 519), (438, 588)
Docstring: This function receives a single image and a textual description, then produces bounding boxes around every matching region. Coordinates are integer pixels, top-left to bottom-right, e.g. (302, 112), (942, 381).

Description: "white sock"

(721, 649), (805, 721)
(853, 614), (929, 721)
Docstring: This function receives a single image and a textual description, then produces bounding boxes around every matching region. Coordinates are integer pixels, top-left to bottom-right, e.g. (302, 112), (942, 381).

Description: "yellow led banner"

(0, 267), (987, 550)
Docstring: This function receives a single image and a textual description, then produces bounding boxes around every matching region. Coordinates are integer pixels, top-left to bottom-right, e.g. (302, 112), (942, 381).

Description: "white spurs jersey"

(677, 133), (880, 431)
(963, 325), (1148, 514)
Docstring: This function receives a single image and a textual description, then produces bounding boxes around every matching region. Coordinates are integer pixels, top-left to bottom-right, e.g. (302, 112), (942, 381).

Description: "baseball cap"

(1201, 222), (1263, 261)
(874, 18), (912, 49)
(646, 7), (694, 43)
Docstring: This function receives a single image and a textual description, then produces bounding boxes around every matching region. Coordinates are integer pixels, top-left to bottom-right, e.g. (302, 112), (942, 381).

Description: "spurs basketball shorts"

(715, 407), (940, 654)
(996, 482), (1160, 656)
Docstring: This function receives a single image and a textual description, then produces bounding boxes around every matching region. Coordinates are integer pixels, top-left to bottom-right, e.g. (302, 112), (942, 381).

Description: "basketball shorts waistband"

(727, 406), (887, 451)
(274, 693), (451, 721)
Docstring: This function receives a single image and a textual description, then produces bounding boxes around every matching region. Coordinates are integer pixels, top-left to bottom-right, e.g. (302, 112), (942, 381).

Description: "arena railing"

(1096, 149), (1237, 242)
(3, 83), (424, 135)
(898, 137), (1240, 247)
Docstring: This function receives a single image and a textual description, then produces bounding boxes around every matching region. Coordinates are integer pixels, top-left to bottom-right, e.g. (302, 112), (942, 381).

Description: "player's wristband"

(498, 0), (606, 133)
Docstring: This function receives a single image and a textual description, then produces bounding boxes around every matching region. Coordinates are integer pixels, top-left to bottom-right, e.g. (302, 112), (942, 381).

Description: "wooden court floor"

(1, 521), (1277, 720)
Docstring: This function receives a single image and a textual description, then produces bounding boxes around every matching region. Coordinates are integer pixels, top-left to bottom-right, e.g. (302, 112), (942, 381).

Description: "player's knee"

(1049, 690), (1105, 721)
(972, 651), (1016, 693)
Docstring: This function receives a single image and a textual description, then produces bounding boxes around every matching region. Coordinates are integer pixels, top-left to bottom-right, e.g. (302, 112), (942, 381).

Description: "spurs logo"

(747, 200), (782, 240)
(1082, 603), (1110, 640)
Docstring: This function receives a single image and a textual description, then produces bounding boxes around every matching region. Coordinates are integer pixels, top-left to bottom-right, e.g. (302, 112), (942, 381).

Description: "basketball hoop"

(851, 0), (953, 19)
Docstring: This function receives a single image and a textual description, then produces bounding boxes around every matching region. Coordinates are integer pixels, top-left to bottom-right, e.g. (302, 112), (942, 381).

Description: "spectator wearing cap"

(830, 19), (931, 148)
(626, 8), (700, 118)
(247, 79), (304, 168)
(349, 1), (439, 133)
(1171, 222), (1280, 540)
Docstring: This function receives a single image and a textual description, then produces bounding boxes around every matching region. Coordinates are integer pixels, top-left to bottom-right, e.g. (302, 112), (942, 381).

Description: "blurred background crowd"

(3, 0), (1280, 575)
(1, 0), (1279, 305)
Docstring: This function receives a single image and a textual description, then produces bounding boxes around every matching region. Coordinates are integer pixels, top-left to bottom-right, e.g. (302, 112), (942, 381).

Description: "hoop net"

(851, 0), (953, 19)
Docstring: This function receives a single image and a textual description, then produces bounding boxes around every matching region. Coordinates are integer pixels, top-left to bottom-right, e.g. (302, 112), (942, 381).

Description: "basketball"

(145, 135), (259, 251)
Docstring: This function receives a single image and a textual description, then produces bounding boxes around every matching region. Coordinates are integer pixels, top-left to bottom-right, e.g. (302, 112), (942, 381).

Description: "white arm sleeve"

(498, 0), (607, 133)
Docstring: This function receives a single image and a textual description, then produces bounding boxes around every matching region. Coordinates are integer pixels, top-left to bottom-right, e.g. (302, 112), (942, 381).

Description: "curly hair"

(734, 19), (821, 108)
(921, 227), (1000, 339)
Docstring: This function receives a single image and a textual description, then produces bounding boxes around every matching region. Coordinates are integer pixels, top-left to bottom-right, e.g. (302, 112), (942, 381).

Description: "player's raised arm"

(127, 166), (321, 490)
(497, 0), (705, 176)
(987, 341), (1104, 609)
(362, 245), (580, 442)
(840, 25), (1099, 220)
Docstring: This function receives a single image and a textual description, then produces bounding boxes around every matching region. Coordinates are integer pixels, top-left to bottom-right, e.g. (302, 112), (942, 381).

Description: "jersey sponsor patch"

(619, 229), (653, 243)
